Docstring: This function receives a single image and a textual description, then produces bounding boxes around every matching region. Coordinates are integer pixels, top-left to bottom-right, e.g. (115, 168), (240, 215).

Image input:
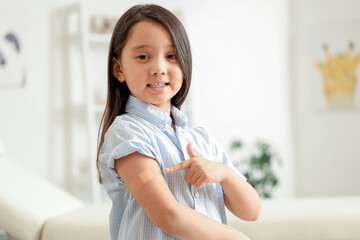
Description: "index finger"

(165, 160), (191, 173)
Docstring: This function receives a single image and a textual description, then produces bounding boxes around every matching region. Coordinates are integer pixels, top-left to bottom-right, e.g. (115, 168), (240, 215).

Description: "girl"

(97, 4), (261, 240)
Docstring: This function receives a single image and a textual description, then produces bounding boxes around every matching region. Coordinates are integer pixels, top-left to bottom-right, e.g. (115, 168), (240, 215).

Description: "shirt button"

(159, 124), (164, 129)
(194, 192), (200, 198)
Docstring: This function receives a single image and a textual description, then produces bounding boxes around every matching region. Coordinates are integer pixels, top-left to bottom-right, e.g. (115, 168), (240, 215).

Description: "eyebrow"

(131, 44), (175, 51)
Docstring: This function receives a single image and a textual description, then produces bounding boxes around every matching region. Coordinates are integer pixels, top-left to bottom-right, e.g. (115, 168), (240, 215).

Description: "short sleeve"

(100, 118), (158, 170)
(214, 143), (247, 182)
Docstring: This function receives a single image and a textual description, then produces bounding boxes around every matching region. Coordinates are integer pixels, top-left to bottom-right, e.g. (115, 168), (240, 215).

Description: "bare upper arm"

(115, 152), (179, 227)
(224, 194), (233, 213)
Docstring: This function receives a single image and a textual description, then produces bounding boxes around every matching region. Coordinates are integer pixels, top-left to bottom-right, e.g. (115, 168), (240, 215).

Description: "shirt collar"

(125, 95), (188, 130)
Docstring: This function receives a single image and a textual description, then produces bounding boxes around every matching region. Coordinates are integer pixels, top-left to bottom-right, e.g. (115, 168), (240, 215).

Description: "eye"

(136, 55), (149, 60)
(345, 75), (352, 84)
(167, 54), (177, 60)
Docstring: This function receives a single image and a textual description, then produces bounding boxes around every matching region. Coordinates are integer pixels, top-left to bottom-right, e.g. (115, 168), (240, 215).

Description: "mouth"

(147, 83), (169, 87)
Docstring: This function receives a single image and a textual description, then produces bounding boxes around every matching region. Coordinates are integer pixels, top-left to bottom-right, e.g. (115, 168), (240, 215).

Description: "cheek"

(124, 63), (146, 79)
(172, 66), (184, 82)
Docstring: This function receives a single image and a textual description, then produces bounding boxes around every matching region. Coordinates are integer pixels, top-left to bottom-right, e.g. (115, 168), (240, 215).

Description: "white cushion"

(0, 156), (84, 240)
(41, 204), (111, 240)
(227, 197), (360, 240)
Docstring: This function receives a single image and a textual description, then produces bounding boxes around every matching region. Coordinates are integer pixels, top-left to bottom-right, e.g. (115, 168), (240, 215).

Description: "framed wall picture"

(311, 20), (360, 110)
(0, 6), (26, 88)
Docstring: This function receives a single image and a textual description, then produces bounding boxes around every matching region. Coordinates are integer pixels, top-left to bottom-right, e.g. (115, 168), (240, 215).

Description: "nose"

(151, 57), (167, 76)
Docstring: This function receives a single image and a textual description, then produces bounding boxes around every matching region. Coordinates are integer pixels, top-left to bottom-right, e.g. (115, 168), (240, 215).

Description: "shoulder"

(103, 114), (152, 149)
(186, 125), (213, 141)
(106, 114), (146, 137)
(110, 114), (142, 130)
(100, 114), (157, 168)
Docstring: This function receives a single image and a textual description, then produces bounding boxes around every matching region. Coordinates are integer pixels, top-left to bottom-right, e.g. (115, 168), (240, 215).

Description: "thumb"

(187, 143), (198, 158)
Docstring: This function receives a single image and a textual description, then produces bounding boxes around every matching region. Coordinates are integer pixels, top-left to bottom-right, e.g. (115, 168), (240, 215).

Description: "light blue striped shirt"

(99, 95), (245, 240)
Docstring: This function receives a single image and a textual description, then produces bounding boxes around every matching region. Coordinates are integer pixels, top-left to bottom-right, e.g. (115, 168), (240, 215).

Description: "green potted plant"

(230, 140), (281, 198)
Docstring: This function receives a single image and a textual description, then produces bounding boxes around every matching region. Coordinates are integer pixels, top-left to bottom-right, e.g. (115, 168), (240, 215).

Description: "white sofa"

(227, 197), (360, 240)
(1, 154), (360, 240)
(0, 154), (110, 240)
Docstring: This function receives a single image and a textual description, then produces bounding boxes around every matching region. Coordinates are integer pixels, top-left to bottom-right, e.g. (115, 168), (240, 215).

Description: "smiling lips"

(147, 82), (169, 88)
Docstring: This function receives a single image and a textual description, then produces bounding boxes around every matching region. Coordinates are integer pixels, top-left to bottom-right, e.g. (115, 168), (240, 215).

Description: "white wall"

(183, 0), (293, 198)
(0, 0), (293, 198)
(290, 0), (360, 197)
(0, 0), (51, 177)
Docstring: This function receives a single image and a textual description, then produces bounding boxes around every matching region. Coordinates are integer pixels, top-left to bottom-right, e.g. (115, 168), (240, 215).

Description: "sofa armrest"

(0, 157), (84, 240)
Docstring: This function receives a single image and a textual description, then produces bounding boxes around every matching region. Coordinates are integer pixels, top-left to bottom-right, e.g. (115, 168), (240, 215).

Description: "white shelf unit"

(50, 3), (112, 203)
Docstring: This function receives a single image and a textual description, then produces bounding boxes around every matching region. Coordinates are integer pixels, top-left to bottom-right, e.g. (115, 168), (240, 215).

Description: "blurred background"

(0, 0), (359, 203)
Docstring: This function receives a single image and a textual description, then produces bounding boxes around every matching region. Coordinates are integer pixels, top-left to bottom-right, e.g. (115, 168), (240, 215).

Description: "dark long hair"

(96, 4), (192, 183)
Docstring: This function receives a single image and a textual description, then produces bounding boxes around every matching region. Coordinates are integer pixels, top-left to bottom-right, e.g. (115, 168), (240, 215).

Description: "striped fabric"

(99, 95), (245, 240)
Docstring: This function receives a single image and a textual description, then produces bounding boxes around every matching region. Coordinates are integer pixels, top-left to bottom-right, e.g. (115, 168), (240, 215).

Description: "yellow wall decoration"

(316, 43), (360, 108)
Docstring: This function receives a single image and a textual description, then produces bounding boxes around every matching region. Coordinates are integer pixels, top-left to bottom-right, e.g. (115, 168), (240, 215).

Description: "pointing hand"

(165, 143), (229, 188)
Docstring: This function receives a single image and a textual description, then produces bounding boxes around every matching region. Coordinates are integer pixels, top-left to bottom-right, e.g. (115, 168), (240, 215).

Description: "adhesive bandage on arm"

(130, 169), (157, 191)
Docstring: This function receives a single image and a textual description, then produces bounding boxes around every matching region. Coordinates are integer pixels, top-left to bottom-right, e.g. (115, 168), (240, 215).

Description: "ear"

(112, 57), (125, 83)
(317, 61), (326, 72)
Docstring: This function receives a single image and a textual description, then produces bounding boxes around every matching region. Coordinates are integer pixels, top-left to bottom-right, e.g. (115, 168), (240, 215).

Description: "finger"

(195, 175), (207, 189)
(184, 168), (194, 182)
(184, 167), (196, 182)
(165, 160), (191, 173)
(184, 171), (192, 183)
(187, 143), (199, 158)
(190, 172), (202, 186)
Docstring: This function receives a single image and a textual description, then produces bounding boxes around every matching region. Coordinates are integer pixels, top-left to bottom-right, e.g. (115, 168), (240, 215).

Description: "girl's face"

(114, 20), (183, 114)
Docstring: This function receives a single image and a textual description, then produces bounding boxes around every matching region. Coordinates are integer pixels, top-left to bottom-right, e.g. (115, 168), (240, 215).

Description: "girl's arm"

(166, 143), (261, 221)
(115, 152), (250, 240)
(221, 168), (262, 221)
